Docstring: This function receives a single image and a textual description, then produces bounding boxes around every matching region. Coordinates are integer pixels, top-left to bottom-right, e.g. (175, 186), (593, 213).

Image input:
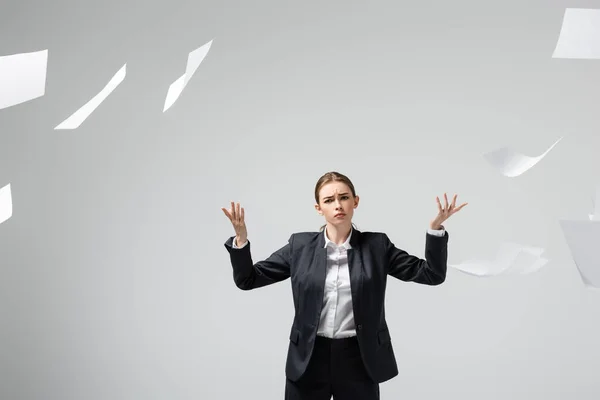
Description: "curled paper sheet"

(559, 220), (600, 289)
(0, 49), (48, 110)
(502, 247), (549, 275)
(482, 137), (562, 178)
(55, 63), (127, 130)
(163, 39), (213, 112)
(0, 183), (12, 225)
(553, 8), (600, 59)
(449, 242), (548, 277)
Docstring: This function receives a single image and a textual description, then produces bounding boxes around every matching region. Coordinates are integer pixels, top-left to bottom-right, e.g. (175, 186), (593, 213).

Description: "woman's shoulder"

(290, 231), (321, 241)
(358, 231), (388, 241)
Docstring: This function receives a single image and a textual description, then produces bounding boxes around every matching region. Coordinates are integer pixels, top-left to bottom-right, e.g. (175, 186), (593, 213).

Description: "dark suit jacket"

(223, 228), (449, 383)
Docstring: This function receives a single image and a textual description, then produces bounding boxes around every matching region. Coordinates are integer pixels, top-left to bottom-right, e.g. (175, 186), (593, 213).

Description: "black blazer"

(223, 228), (449, 384)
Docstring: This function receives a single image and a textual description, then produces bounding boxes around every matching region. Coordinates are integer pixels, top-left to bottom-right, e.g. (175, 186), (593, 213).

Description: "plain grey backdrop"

(1, 0), (600, 398)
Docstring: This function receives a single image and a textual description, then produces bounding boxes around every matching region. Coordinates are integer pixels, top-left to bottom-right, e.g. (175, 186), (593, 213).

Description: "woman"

(222, 171), (467, 400)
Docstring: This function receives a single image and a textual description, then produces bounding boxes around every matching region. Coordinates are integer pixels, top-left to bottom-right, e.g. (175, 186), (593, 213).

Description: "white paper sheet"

(0, 49), (48, 110)
(553, 8), (600, 59)
(0, 183), (12, 225)
(450, 242), (548, 277)
(559, 219), (600, 288)
(163, 40), (213, 112)
(482, 137), (563, 177)
(502, 246), (549, 275)
(55, 64), (127, 130)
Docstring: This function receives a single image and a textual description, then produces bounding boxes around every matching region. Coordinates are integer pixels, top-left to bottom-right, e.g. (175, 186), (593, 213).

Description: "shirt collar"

(323, 226), (353, 249)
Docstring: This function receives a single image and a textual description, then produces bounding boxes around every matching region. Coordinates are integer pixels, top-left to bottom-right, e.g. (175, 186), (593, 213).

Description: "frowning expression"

(315, 181), (359, 226)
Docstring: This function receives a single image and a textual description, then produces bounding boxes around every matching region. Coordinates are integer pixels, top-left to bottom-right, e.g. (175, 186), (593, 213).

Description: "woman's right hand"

(221, 201), (248, 246)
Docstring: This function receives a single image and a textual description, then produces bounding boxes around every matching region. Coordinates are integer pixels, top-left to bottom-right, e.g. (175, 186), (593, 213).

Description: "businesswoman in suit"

(222, 171), (467, 400)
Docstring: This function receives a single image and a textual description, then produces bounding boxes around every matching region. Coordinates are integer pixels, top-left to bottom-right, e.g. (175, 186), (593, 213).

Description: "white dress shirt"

(232, 226), (445, 339)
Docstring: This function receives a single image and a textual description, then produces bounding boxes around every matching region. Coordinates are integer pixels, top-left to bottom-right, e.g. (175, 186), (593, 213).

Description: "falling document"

(0, 49), (48, 110)
(559, 220), (600, 288)
(0, 183), (12, 225)
(450, 242), (548, 277)
(55, 64), (127, 130)
(163, 39), (213, 112)
(502, 246), (549, 275)
(553, 8), (600, 59)
(483, 137), (562, 177)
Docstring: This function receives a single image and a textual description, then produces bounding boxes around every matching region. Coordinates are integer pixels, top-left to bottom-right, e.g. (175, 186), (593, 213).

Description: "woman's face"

(315, 181), (359, 227)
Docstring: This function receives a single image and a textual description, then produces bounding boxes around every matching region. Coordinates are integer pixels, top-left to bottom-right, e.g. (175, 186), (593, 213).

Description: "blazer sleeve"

(224, 234), (293, 290)
(383, 231), (448, 285)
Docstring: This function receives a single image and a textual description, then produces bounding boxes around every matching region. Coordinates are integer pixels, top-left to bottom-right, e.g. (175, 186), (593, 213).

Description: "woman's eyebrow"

(323, 192), (349, 200)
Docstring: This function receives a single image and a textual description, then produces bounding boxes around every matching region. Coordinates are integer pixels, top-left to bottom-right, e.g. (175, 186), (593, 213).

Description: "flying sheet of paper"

(0, 183), (12, 225)
(450, 243), (522, 277)
(502, 247), (549, 275)
(163, 40), (213, 112)
(55, 63), (127, 130)
(559, 220), (600, 288)
(450, 242), (548, 277)
(482, 137), (563, 178)
(553, 8), (600, 59)
(0, 49), (48, 110)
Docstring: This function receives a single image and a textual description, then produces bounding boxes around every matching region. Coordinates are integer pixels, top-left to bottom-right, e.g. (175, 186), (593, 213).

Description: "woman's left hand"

(430, 193), (467, 230)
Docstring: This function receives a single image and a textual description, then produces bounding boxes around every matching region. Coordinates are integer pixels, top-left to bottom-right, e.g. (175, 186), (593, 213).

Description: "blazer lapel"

(312, 229), (364, 327)
(313, 232), (328, 326)
(348, 229), (364, 312)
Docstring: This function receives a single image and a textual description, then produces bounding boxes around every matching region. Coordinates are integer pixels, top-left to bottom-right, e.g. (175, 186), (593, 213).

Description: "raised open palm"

(430, 193), (467, 230)
(221, 201), (248, 244)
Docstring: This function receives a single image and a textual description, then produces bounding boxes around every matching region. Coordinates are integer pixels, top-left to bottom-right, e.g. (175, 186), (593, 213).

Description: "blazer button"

(357, 324), (362, 330)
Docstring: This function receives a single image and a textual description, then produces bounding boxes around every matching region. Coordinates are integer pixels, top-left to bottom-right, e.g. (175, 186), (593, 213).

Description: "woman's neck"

(325, 224), (352, 246)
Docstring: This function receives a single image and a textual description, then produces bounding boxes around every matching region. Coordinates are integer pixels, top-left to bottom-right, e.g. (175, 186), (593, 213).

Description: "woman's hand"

(221, 201), (248, 246)
(430, 193), (467, 230)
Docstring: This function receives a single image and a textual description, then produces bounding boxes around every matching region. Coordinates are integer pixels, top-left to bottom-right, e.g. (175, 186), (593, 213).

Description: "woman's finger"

(436, 196), (443, 213)
(221, 208), (232, 221)
(241, 206), (245, 223)
(230, 201), (236, 220)
(444, 193), (449, 211)
(454, 202), (468, 212)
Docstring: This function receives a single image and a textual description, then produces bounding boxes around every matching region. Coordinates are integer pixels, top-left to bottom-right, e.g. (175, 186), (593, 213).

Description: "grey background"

(1, 0), (600, 398)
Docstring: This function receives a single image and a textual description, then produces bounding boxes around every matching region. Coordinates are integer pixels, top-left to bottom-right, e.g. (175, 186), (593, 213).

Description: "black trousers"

(285, 335), (380, 400)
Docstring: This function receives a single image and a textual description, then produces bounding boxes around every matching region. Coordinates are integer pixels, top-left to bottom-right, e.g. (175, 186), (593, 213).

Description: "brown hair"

(314, 171), (358, 232)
